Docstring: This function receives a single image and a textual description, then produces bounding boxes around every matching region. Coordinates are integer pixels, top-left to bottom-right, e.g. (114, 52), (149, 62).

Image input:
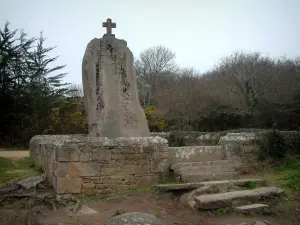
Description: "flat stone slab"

(104, 212), (165, 225)
(180, 185), (221, 209)
(16, 176), (45, 190)
(195, 187), (283, 209)
(200, 179), (265, 187)
(156, 183), (203, 191)
(231, 179), (266, 186)
(156, 179), (265, 191)
(235, 204), (269, 213)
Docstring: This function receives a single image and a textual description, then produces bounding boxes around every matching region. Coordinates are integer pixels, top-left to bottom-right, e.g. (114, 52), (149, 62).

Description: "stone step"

(235, 204), (269, 213)
(156, 179), (265, 191)
(181, 172), (239, 182)
(177, 165), (236, 174)
(195, 187), (284, 209)
(171, 160), (230, 170)
(156, 183), (203, 191)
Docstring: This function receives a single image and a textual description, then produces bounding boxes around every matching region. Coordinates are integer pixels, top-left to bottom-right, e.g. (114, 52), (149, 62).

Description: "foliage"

(0, 157), (41, 185)
(44, 98), (87, 134)
(0, 22), (68, 147)
(167, 131), (189, 147)
(244, 181), (257, 189)
(257, 130), (300, 160)
(134, 47), (300, 132)
(214, 207), (230, 215)
(144, 106), (166, 132)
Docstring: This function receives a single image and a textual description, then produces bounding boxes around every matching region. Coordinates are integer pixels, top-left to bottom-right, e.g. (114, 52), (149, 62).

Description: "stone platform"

(29, 135), (168, 194)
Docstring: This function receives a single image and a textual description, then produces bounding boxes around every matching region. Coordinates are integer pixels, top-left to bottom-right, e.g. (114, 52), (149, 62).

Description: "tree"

(134, 45), (178, 107)
(0, 22), (68, 147)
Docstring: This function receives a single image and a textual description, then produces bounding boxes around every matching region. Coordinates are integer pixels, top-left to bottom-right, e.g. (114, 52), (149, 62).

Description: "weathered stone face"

(82, 35), (150, 138)
(29, 135), (169, 194)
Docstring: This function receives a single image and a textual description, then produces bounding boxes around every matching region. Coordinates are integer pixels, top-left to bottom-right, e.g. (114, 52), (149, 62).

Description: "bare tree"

(68, 84), (83, 98)
(134, 45), (178, 107)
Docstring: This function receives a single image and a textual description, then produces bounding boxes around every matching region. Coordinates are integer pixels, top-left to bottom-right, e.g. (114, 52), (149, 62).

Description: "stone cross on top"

(102, 18), (116, 35)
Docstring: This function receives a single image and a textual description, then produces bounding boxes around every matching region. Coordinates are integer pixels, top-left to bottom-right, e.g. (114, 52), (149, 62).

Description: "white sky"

(1, 0), (299, 84)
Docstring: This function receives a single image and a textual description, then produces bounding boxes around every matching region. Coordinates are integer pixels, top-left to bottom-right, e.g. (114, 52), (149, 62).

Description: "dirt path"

(37, 192), (282, 225)
(0, 151), (29, 159)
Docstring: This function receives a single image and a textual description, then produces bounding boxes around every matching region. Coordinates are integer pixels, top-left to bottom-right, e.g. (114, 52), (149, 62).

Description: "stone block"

(54, 162), (101, 177)
(82, 183), (95, 189)
(139, 159), (149, 165)
(56, 145), (79, 162)
(125, 160), (138, 165)
(111, 154), (123, 160)
(142, 145), (155, 153)
(83, 188), (99, 195)
(116, 185), (130, 192)
(80, 144), (93, 153)
(92, 149), (111, 161)
(53, 162), (69, 177)
(235, 204), (269, 213)
(136, 175), (157, 188)
(93, 179), (103, 184)
(151, 160), (162, 173)
(70, 162), (101, 177)
(120, 148), (135, 154)
(102, 167), (119, 176)
(95, 184), (105, 189)
(119, 165), (147, 175)
(54, 177), (82, 194)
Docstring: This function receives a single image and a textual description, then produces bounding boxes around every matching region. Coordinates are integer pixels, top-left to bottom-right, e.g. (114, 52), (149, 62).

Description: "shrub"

(144, 106), (166, 132)
(257, 130), (300, 160)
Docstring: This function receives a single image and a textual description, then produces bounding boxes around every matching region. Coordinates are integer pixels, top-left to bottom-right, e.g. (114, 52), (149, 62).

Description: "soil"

(0, 151), (29, 159)
(0, 192), (287, 225)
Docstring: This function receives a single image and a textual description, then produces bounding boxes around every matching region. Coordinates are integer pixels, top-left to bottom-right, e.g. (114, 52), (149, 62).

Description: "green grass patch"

(0, 156), (41, 185)
(244, 181), (257, 189)
(278, 156), (300, 191)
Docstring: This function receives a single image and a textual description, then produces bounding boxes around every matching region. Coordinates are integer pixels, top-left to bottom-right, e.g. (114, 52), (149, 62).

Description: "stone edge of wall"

(29, 134), (169, 195)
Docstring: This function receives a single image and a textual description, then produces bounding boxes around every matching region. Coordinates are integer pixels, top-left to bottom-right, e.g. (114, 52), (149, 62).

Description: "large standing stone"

(82, 18), (150, 138)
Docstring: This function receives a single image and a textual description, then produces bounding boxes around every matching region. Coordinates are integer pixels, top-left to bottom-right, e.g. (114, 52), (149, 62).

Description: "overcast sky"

(1, 0), (299, 85)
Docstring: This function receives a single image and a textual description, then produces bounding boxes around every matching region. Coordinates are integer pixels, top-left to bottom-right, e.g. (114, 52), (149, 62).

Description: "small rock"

(67, 204), (97, 216)
(104, 212), (166, 225)
(239, 221), (272, 225)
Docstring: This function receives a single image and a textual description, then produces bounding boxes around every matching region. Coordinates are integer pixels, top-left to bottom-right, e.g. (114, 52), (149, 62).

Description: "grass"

(244, 181), (257, 189)
(215, 207), (230, 215)
(0, 156), (41, 185)
(278, 156), (300, 191)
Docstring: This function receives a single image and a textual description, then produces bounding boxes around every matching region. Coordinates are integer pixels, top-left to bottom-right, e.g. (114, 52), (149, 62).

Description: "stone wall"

(168, 146), (226, 164)
(167, 132), (261, 173)
(220, 133), (260, 173)
(150, 132), (170, 139)
(30, 135), (169, 194)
